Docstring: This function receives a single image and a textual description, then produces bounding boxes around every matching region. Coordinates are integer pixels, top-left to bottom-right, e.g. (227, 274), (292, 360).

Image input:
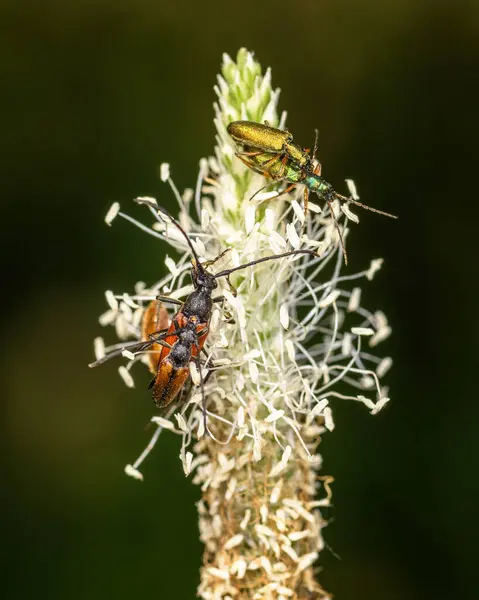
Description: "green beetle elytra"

(227, 120), (314, 169)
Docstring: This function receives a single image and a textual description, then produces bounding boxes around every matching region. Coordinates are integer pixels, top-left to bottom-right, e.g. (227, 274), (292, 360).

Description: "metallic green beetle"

(228, 120), (397, 265)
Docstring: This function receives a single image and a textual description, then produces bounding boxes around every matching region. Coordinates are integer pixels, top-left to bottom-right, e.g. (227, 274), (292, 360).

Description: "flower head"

(93, 48), (392, 599)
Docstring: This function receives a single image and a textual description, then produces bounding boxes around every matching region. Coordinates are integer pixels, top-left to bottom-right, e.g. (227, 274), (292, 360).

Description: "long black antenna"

(214, 249), (317, 280)
(134, 198), (204, 270)
(135, 198), (318, 278)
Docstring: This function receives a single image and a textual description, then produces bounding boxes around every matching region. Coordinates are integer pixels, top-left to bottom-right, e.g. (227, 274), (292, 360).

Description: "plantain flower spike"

(95, 48), (392, 599)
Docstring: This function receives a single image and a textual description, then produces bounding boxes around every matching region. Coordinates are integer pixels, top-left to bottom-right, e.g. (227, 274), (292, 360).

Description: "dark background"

(2, 1), (478, 598)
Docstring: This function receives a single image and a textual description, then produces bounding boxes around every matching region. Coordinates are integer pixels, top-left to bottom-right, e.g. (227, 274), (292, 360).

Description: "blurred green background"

(2, 1), (478, 598)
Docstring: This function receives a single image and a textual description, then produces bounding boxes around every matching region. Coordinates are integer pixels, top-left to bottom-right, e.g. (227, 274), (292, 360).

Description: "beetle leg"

(202, 247), (232, 269)
(235, 152), (271, 176)
(215, 276), (237, 298)
(325, 198), (348, 266)
(193, 353), (209, 435)
(271, 183), (296, 202)
(303, 186), (309, 220)
(260, 151), (284, 169)
(89, 329), (177, 368)
(236, 149), (267, 158)
(155, 339), (173, 349)
(248, 179), (281, 202)
(147, 328), (168, 339)
(155, 294), (183, 307)
(211, 296), (235, 324)
(199, 349), (216, 384)
(226, 275), (237, 297)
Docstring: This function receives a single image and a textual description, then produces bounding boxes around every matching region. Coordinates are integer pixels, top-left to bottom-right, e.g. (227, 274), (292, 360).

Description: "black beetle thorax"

(181, 287), (213, 323)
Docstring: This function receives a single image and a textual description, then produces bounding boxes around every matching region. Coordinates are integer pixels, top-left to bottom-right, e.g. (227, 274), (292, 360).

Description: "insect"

(227, 120), (397, 265)
(227, 120), (314, 170)
(90, 200), (318, 428)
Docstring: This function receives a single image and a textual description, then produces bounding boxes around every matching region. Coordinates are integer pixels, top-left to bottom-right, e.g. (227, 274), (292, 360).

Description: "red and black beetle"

(91, 202), (317, 425)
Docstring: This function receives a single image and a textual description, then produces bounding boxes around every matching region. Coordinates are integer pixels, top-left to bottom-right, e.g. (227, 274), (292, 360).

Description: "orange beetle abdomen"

(151, 360), (190, 408)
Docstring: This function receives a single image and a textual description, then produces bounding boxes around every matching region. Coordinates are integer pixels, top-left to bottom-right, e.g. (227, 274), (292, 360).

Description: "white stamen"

(370, 325), (392, 347)
(311, 399), (329, 416)
(180, 451), (193, 476)
(121, 293), (139, 309)
(105, 202), (120, 226)
(160, 163), (170, 182)
(279, 303), (290, 330)
(240, 509), (251, 530)
(341, 333), (352, 356)
(192, 236), (206, 257)
(151, 417), (175, 430)
(286, 223), (301, 249)
(296, 552), (318, 574)
(224, 534), (244, 550)
(210, 308), (221, 332)
(289, 530), (311, 542)
(345, 178), (359, 200)
(265, 410), (284, 423)
(277, 585), (295, 597)
(93, 337), (105, 360)
(231, 559), (247, 579)
(237, 406), (245, 428)
(351, 327), (374, 336)
(367, 258), (384, 280)
(243, 349), (261, 360)
(260, 504), (269, 523)
(269, 231), (288, 252)
(98, 309), (117, 327)
(207, 567), (229, 581)
(323, 407), (335, 431)
(377, 357), (393, 377)
(118, 366), (134, 388)
(341, 203), (359, 223)
(189, 361), (200, 385)
(245, 204), (256, 234)
(285, 340), (295, 362)
(269, 445), (292, 477)
(124, 464), (143, 480)
(225, 476), (237, 502)
(319, 290), (341, 308)
(348, 287), (362, 312)
(175, 414), (188, 433)
(165, 256), (178, 275)
(270, 480), (283, 505)
(136, 195), (157, 205)
(308, 202), (322, 213)
(291, 200), (305, 224)
(249, 361), (259, 384)
(105, 290), (118, 310)
(201, 209), (210, 231)
(196, 417), (205, 439)
(264, 208), (275, 232)
(371, 397), (390, 414)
